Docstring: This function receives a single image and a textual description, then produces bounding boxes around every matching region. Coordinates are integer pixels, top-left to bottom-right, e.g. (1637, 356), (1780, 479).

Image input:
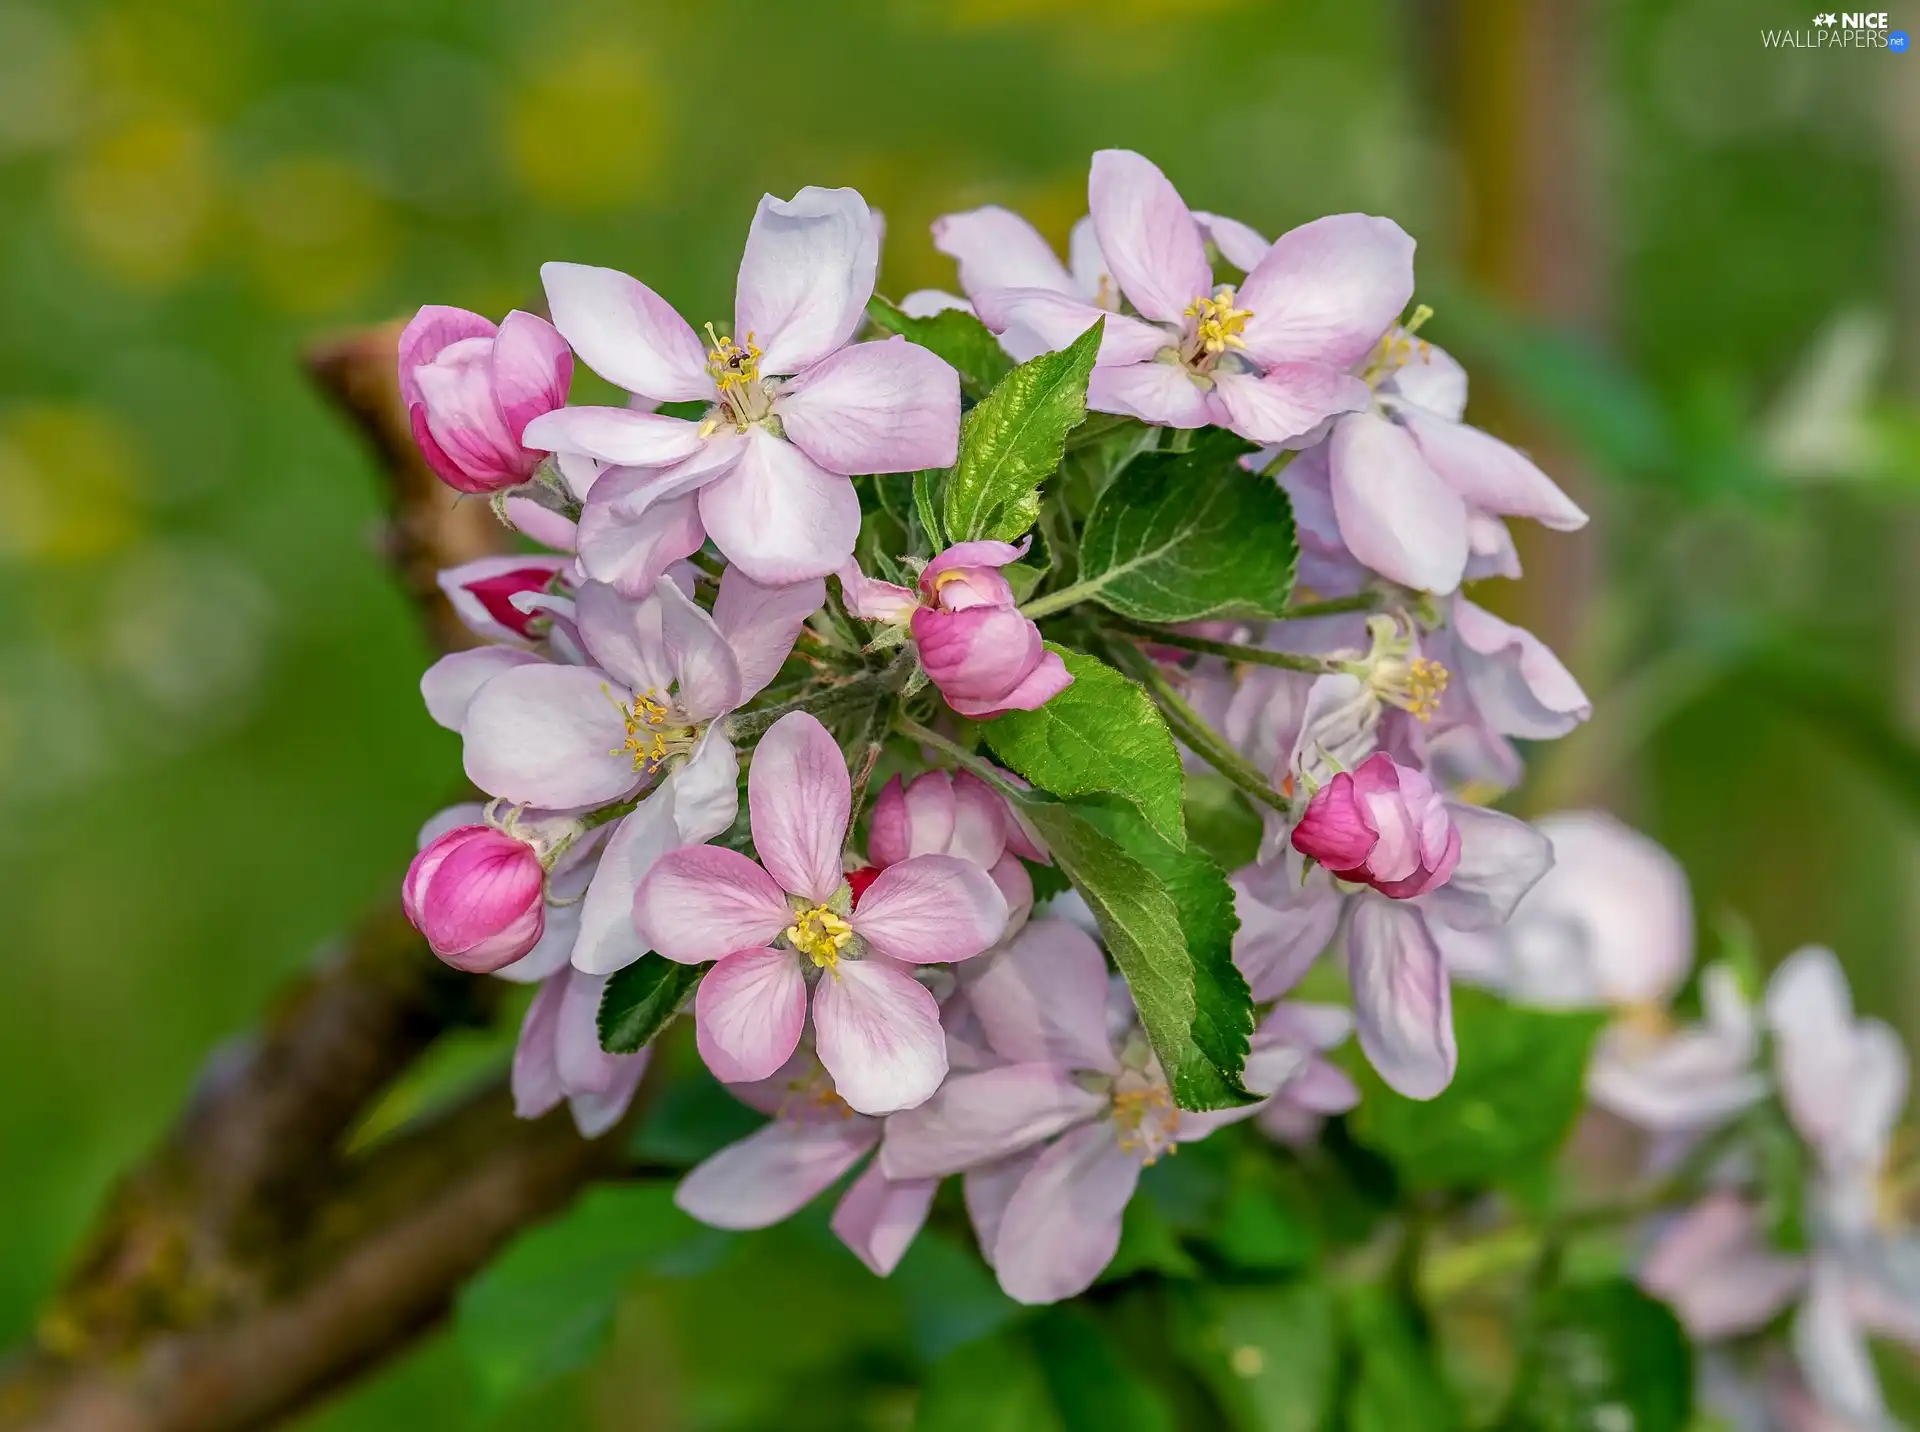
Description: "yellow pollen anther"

(704, 322), (763, 392)
(1111, 1083), (1178, 1164)
(1184, 285), (1254, 356)
(1403, 656), (1449, 723)
(1363, 304), (1437, 386)
(786, 904), (854, 968)
(610, 689), (695, 773)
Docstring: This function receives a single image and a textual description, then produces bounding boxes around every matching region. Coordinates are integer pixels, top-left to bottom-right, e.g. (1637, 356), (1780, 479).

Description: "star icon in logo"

(1814, 11), (1838, 23)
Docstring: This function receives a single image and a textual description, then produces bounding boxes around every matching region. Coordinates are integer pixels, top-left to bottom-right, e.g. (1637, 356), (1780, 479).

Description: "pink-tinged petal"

(1768, 947), (1908, 1172)
(1449, 596), (1590, 741)
(1286, 1058), (1361, 1114)
(968, 917), (1121, 1072)
(965, 1156), (1041, 1269)
(948, 771), (1010, 868)
(553, 449), (604, 501)
(414, 342), (519, 473)
(655, 574), (744, 721)
(866, 775), (919, 869)
(573, 578), (672, 695)
(408, 401), (499, 493)
(991, 1120), (1142, 1305)
(933, 205), (1076, 298)
(1395, 407), (1587, 531)
(1347, 898), (1456, 1099)
(921, 537), (1030, 586)
(540, 261), (713, 402)
(569, 1053), (650, 1138)
(398, 305), (497, 409)
(1208, 366), (1370, 446)
(1465, 512), (1522, 580)
(972, 287), (1167, 365)
(406, 825), (546, 971)
(1291, 770), (1379, 872)
(440, 554), (571, 644)
(520, 406), (707, 467)
(899, 289), (971, 317)
(988, 854), (1035, 934)
(913, 604), (1040, 700)
(1087, 361), (1213, 428)
(948, 649), (1074, 719)
(698, 428), (861, 584)
(694, 946), (809, 1084)
(554, 967), (629, 1096)
(420, 647), (542, 731)
(837, 561), (919, 624)
(1237, 214), (1416, 371)
(735, 186), (879, 375)
(1328, 411), (1470, 595)
(712, 567), (825, 704)
(1639, 1195), (1806, 1339)
(490, 310), (573, 440)
(1232, 867), (1343, 1003)
(1386, 340), (1468, 421)
(1087, 149), (1210, 324)
(852, 854), (1009, 964)
(570, 794), (682, 975)
(881, 1063), (1106, 1179)
(1195, 211), (1271, 272)
(778, 336), (960, 475)
(671, 728), (743, 844)
(749, 710), (851, 902)
(577, 480), (712, 600)
(461, 663), (638, 807)
(1067, 217), (1112, 305)
(511, 975), (567, 1120)
(675, 1118), (877, 1230)
(869, 771), (954, 867)
(1418, 805), (1554, 933)
(633, 846), (793, 963)
(814, 958), (949, 1115)
(1795, 1263), (1886, 1426)
(832, 1163), (938, 1276)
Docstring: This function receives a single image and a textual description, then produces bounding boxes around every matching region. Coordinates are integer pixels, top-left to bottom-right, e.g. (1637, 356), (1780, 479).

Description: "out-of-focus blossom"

(972, 150), (1407, 448)
(524, 187), (960, 586)
(513, 966), (650, 1138)
(633, 713), (1006, 1112)
(675, 1049), (936, 1277)
(1586, 963), (1767, 1136)
(1291, 752), (1461, 899)
(398, 306), (571, 493)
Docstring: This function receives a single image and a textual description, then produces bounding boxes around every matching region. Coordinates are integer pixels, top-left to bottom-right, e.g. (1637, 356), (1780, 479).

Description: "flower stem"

(1017, 577), (1109, 622)
(1103, 619), (1340, 675)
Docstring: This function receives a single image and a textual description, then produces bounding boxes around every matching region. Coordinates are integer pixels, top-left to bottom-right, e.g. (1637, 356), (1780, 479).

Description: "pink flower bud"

(403, 824), (547, 972)
(918, 539), (1026, 612)
(460, 564), (562, 640)
(1291, 753), (1459, 899)
(398, 306), (572, 494)
(911, 604), (1072, 718)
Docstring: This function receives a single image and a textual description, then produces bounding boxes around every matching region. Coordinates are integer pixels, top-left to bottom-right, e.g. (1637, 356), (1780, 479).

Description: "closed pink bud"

(398, 306), (572, 494)
(918, 539), (1027, 612)
(911, 605), (1072, 719)
(1292, 753), (1460, 899)
(403, 824), (547, 972)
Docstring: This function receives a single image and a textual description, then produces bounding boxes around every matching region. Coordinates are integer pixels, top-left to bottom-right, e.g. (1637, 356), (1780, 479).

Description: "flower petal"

(948, 771), (1010, 868)
(570, 792), (682, 975)
(932, 205), (1076, 297)
(656, 573), (745, 722)
(541, 261), (713, 402)
(573, 578), (672, 694)
(697, 428), (861, 584)
(420, 647), (541, 731)
(881, 1063), (1107, 1179)
(398, 305), (496, 410)
(461, 663), (637, 807)
(991, 1120), (1142, 1304)
(851, 854), (1009, 964)
(1386, 341), (1468, 421)
(1231, 867), (1343, 1003)
(1328, 412), (1470, 594)
(1347, 897), (1456, 1099)
(694, 946), (809, 1085)
(1795, 1262), (1888, 1427)
(966, 917), (1119, 1072)
(576, 470), (715, 599)
(1418, 804), (1554, 933)
(813, 958), (949, 1115)
(1395, 407), (1587, 531)
(1086, 361), (1213, 427)
(735, 186), (879, 375)
(1208, 365), (1370, 446)
(675, 1118), (877, 1230)
(1087, 149), (1210, 324)
(520, 406), (707, 467)
(712, 566), (826, 704)
(1194, 211), (1271, 272)
(633, 846), (792, 963)
(971, 287), (1168, 365)
(899, 289), (971, 317)
(1450, 597), (1591, 740)
(490, 310), (573, 441)
(868, 772), (954, 867)
(1638, 1194), (1806, 1339)
(439, 554), (571, 645)
(831, 1163), (938, 1276)
(748, 710), (851, 903)
(511, 974), (566, 1121)
(837, 561), (919, 624)
(672, 727), (743, 843)
(1236, 214), (1416, 371)
(778, 336), (961, 475)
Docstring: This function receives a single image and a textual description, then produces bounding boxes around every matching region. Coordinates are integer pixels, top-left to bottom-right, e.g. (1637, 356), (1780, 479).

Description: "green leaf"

(983, 645), (1184, 845)
(1509, 1280), (1692, 1432)
(599, 953), (705, 1053)
(1031, 1307), (1178, 1432)
(1342, 1285), (1459, 1432)
(945, 318), (1102, 543)
(914, 466), (947, 549)
(916, 1330), (1064, 1432)
(1173, 1280), (1337, 1432)
(867, 295), (1012, 402)
(457, 1184), (725, 1412)
(1347, 988), (1604, 1191)
(1076, 428), (1298, 621)
(1012, 794), (1253, 1111)
(1182, 772), (1264, 873)
(1103, 1196), (1201, 1283)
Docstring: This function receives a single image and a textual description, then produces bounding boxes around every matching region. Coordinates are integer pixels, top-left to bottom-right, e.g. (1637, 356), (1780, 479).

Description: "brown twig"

(0, 324), (650, 1431)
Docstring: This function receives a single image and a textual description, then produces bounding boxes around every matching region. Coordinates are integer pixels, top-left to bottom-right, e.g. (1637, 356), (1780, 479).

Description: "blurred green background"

(1, 0), (1914, 1426)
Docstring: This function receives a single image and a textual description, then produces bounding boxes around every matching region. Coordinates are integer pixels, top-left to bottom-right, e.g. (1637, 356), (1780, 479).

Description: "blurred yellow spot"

(507, 38), (667, 211)
(58, 108), (216, 288)
(241, 155), (391, 315)
(1229, 1345), (1264, 1378)
(0, 3), (82, 156)
(0, 405), (143, 564)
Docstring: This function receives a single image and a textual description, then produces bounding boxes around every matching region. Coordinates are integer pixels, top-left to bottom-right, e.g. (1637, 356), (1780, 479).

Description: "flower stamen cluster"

(785, 902), (856, 968)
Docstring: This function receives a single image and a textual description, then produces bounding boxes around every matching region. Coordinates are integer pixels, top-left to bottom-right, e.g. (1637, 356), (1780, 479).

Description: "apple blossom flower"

(1291, 752), (1461, 899)
(674, 1049), (936, 1277)
(403, 821), (547, 973)
(1585, 963), (1768, 1138)
(839, 539), (1072, 717)
(437, 554), (574, 647)
(858, 767), (1044, 935)
(523, 186), (961, 586)
(513, 966), (650, 1138)
(632, 712), (1007, 1113)
(970, 150), (1409, 448)
(398, 306), (572, 494)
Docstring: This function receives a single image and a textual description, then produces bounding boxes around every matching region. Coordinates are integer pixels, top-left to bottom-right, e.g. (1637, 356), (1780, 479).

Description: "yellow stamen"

(1183, 285), (1253, 357)
(704, 322), (762, 392)
(1362, 304), (1437, 387)
(609, 689), (697, 773)
(1404, 656), (1449, 723)
(785, 904), (854, 968)
(777, 1065), (857, 1122)
(1111, 1081), (1179, 1164)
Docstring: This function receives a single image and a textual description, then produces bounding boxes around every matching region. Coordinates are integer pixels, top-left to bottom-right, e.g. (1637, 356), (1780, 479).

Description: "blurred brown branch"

(0, 328), (644, 1432)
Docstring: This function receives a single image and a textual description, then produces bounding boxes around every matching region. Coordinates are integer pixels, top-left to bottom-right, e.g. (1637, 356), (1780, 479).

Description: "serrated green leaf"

(1346, 988), (1604, 1190)
(1511, 1280), (1692, 1432)
(599, 953), (705, 1053)
(982, 645), (1184, 845)
(1012, 794), (1253, 1111)
(1173, 1280), (1337, 1432)
(1077, 428), (1298, 621)
(914, 466), (947, 549)
(945, 319), (1102, 543)
(867, 295), (1012, 401)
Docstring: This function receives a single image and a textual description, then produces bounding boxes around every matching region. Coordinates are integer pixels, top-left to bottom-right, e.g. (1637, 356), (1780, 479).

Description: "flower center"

(1111, 1072), (1179, 1164)
(611, 688), (699, 772)
(1177, 285), (1253, 372)
(1339, 615), (1450, 723)
(1361, 303), (1434, 388)
(786, 904), (854, 968)
(776, 1062), (857, 1122)
(701, 324), (775, 431)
